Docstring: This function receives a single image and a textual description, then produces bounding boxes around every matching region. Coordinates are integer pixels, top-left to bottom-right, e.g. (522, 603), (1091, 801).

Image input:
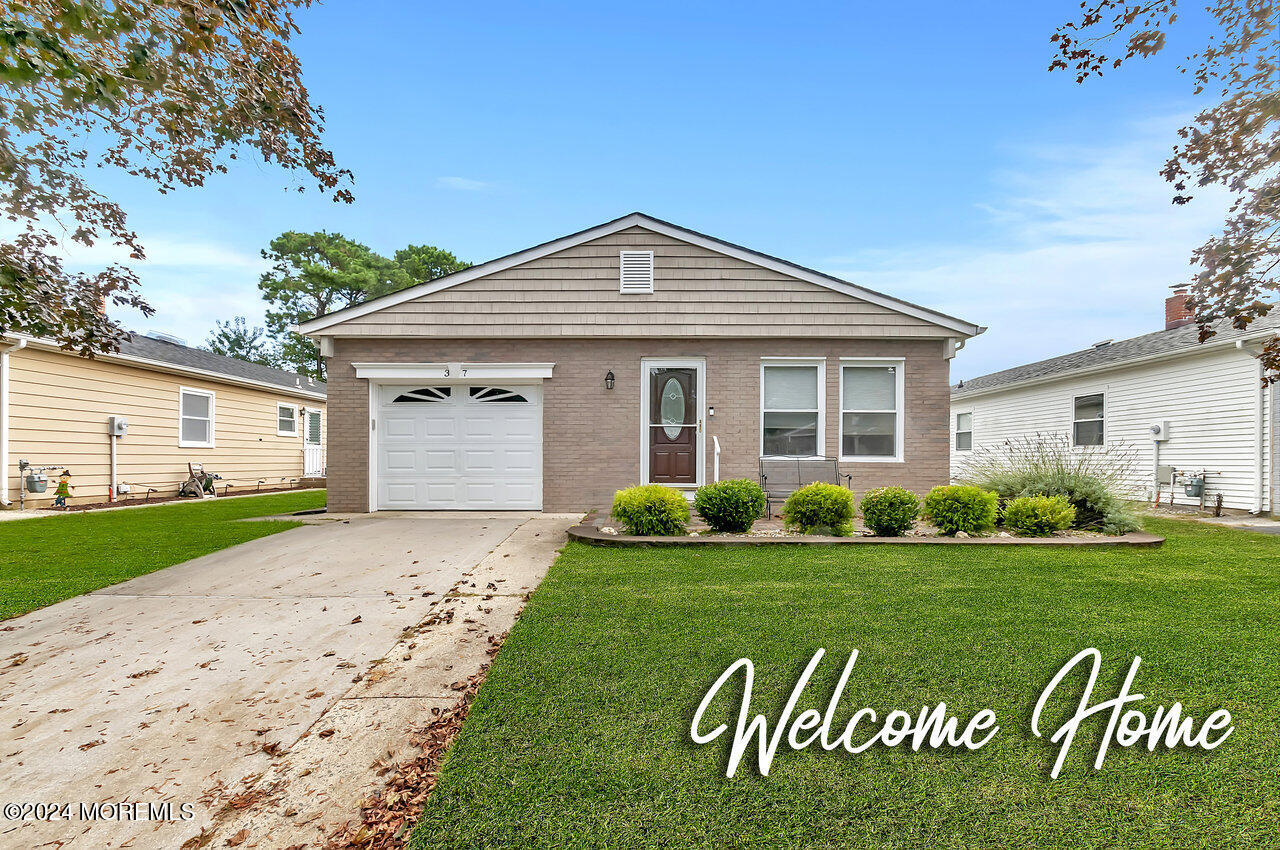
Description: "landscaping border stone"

(568, 516), (1164, 548)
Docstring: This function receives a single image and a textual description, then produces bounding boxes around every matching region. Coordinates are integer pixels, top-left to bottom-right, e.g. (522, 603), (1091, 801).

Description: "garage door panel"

(383, 450), (418, 473)
(423, 450), (458, 472)
(382, 416), (419, 440)
(376, 384), (542, 510)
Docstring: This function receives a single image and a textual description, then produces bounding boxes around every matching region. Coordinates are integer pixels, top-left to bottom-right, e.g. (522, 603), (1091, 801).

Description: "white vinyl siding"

(950, 346), (1270, 512)
(179, 387), (215, 448)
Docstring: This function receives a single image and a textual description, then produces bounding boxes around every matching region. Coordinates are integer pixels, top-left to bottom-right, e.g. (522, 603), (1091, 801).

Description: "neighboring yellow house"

(1, 331), (326, 509)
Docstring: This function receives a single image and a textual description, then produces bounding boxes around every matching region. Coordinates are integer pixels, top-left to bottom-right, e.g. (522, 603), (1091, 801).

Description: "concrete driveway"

(0, 511), (576, 848)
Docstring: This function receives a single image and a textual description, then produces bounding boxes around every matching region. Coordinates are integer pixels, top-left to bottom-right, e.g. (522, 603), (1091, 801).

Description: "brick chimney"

(1165, 285), (1194, 330)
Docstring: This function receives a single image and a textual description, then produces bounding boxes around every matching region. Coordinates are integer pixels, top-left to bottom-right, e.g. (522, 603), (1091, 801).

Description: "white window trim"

(839, 358), (905, 463)
(1072, 391), (1106, 447)
(277, 402), (299, 437)
(759, 357), (826, 459)
(954, 410), (973, 453)
(178, 386), (216, 449)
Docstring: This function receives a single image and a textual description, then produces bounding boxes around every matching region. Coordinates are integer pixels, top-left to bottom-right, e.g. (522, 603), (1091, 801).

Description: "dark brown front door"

(648, 367), (698, 485)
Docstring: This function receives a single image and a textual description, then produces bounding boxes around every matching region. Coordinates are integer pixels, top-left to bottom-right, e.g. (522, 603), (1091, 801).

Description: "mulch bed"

(572, 514), (1164, 547)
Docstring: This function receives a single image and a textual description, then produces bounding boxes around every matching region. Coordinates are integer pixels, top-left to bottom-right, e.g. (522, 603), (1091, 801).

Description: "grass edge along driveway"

(1, 490), (326, 620)
(410, 517), (1280, 848)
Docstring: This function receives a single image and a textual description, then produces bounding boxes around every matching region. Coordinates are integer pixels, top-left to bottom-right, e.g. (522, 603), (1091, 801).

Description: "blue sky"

(90, 0), (1226, 379)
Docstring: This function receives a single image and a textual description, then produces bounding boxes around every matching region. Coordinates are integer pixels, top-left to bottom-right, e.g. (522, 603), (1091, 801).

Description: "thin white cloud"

(435, 176), (494, 192)
(824, 114), (1232, 381)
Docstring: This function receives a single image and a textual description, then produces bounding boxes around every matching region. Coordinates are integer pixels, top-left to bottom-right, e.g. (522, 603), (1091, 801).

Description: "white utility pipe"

(1256, 361), (1267, 514)
(712, 435), (721, 483)
(0, 338), (28, 506)
(109, 428), (117, 504)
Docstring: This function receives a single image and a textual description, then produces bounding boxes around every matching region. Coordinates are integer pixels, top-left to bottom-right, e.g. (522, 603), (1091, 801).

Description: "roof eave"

(951, 331), (1270, 401)
(4, 334), (326, 400)
(297, 212), (986, 338)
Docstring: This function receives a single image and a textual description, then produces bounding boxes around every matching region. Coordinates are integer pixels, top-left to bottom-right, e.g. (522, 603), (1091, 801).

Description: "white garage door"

(375, 384), (542, 509)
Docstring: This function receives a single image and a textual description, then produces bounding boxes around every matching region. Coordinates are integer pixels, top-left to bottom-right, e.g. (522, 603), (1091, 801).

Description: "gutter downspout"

(0, 339), (28, 506)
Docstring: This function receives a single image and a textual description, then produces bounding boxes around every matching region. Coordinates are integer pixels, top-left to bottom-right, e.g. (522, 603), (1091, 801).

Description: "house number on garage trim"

(690, 648), (1233, 779)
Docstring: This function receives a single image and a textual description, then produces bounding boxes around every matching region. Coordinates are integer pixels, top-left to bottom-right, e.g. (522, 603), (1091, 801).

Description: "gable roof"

(952, 313), (1280, 399)
(10, 332), (325, 399)
(297, 212), (985, 338)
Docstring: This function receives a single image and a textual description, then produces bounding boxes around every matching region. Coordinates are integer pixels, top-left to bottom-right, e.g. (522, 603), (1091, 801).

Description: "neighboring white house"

(951, 288), (1276, 515)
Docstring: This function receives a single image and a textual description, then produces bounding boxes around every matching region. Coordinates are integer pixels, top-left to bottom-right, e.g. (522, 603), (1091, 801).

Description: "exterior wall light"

(605, 370), (615, 390)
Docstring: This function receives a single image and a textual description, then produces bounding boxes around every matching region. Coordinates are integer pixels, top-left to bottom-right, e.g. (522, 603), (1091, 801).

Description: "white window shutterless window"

(179, 387), (215, 448)
(955, 412), (973, 451)
(1073, 393), (1105, 446)
(760, 359), (823, 457)
(277, 403), (298, 436)
(840, 360), (904, 461)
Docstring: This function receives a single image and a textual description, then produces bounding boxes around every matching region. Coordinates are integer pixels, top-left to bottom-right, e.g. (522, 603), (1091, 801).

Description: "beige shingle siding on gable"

(335, 226), (951, 338)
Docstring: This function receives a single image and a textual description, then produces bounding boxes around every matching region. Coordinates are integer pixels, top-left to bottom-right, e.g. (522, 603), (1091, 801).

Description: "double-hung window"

(955, 412), (973, 451)
(1073, 393), (1105, 446)
(277, 403), (298, 437)
(840, 360), (904, 461)
(760, 359), (823, 457)
(179, 387), (215, 448)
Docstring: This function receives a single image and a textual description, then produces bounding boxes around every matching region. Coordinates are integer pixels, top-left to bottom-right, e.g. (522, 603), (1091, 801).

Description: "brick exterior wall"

(326, 338), (952, 512)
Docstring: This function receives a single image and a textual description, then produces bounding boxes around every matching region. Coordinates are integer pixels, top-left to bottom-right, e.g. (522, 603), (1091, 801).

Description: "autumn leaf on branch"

(0, 0), (353, 357)
(1050, 0), (1280, 379)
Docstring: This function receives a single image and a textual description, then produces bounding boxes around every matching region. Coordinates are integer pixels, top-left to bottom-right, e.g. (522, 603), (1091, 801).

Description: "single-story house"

(299, 212), (985, 512)
(950, 287), (1277, 514)
(1, 331), (326, 509)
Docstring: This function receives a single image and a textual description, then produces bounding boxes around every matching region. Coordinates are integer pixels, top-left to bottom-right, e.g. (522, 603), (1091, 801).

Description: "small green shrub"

(611, 485), (690, 536)
(1002, 495), (1076, 536)
(923, 485), (998, 535)
(782, 482), (855, 536)
(694, 479), (766, 533)
(859, 487), (919, 537)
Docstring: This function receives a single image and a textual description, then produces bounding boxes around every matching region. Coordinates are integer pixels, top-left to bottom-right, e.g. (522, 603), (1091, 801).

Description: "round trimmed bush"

(922, 485), (998, 536)
(694, 479), (766, 533)
(1002, 495), (1076, 536)
(859, 486), (919, 537)
(782, 482), (855, 536)
(611, 484), (691, 536)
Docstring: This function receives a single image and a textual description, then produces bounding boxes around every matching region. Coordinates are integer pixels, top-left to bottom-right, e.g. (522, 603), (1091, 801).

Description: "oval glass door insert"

(660, 377), (686, 439)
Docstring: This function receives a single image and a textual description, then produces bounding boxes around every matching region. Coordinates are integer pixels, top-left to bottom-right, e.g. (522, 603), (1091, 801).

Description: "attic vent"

(1092, 339), (1113, 349)
(619, 250), (654, 293)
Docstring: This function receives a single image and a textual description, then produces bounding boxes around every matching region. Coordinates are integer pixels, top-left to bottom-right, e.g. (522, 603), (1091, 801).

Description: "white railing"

(712, 435), (721, 482)
(304, 445), (326, 477)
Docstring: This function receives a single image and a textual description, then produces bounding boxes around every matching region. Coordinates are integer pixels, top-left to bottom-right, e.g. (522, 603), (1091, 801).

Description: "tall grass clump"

(955, 433), (1141, 534)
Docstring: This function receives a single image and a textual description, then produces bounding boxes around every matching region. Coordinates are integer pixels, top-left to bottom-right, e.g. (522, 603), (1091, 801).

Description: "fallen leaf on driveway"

(306, 690), (324, 699)
(127, 668), (161, 679)
(319, 729), (336, 738)
(349, 616), (362, 624)
(226, 828), (249, 846)
(78, 739), (105, 750)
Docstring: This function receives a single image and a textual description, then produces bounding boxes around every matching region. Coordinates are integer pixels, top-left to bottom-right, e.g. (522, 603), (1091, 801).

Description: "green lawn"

(1, 490), (325, 619)
(411, 518), (1280, 848)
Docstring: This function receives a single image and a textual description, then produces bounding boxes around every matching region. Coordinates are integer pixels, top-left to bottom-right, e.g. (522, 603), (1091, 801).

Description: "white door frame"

(639, 357), (706, 488)
(363, 363), (554, 512)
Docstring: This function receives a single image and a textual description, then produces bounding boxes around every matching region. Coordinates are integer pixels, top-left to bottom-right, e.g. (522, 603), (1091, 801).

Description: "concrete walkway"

(0, 511), (576, 848)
